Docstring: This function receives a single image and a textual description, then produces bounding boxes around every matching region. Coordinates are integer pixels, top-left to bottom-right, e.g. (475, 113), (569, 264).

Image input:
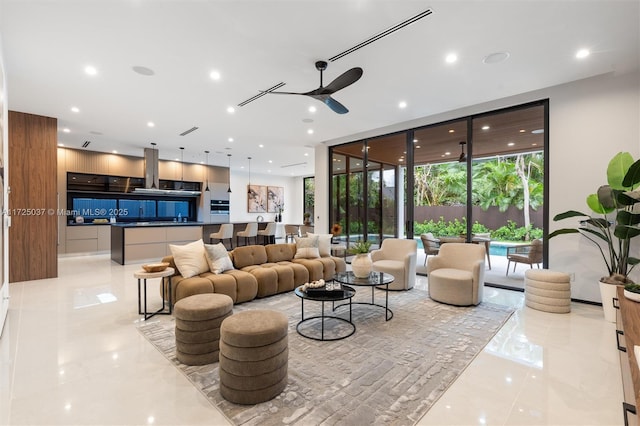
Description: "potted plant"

(549, 151), (640, 321)
(348, 239), (373, 278)
(303, 212), (311, 225)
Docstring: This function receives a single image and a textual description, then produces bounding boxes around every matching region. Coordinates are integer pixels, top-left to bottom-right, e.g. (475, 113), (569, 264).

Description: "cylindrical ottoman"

(219, 310), (289, 405)
(525, 269), (571, 313)
(174, 293), (233, 365)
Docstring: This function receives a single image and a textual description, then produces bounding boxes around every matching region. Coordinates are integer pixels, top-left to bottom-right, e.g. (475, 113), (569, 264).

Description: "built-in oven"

(210, 199), (230, 223)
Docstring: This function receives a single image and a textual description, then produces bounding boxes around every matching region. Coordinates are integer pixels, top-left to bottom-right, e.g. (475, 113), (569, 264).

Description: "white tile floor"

(0, 254), (624, 425)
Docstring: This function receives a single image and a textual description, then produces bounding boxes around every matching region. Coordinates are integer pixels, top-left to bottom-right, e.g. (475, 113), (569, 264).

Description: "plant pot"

(351, 253), (372, 278)
(599, 280), (620, 323)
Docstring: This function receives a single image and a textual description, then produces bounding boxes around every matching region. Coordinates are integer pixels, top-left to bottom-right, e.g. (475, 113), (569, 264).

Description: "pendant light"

(458, 141), (467, 163)
(247, 156), (252, 194)
(180, 147), (185, 187)
(204, 150), (210, 192)
(227, 154), (232, 193)
(150, 142), (157, 189)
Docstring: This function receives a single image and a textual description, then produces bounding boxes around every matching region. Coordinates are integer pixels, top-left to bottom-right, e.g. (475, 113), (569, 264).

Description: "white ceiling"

(1, 0), (638, 176)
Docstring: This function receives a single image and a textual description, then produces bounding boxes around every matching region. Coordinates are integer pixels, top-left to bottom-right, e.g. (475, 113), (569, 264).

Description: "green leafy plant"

(549, 152), (640, 285)
(624, 283), (640, 294)
(348, 240), (372, 255)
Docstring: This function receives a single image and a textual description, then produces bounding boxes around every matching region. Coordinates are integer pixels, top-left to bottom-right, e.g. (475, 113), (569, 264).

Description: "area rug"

(138, 289), (513, 426)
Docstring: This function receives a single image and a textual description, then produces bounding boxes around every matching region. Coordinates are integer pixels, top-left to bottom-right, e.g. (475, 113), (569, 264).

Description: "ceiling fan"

(263, 61), (363, 114)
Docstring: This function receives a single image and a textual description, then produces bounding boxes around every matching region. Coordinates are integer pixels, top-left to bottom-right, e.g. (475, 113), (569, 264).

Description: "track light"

(458, 141), (467, 162)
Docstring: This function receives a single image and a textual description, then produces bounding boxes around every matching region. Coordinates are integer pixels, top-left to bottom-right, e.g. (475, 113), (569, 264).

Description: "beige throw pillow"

(204, 243), (234, 274)
(169, 239), (209, 278)
(307, 233), (332, 257)
(294, 236), (320, 259)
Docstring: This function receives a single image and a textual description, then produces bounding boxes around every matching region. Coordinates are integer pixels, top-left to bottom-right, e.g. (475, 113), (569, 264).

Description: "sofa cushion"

(169, 239), (209, 278)
(294, 236), (320, 259)
(265, 243), (296, 263)
(204, 242), (235, 274)
(307, 233), (332, 257)
(232, 245), (268, 269)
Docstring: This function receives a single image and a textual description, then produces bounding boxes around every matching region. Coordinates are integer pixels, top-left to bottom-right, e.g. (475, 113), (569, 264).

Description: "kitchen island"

(111, 222), (203, 265)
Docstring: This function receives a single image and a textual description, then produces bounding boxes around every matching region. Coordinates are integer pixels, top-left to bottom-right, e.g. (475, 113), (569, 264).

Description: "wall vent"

(82, 140), (91, 148)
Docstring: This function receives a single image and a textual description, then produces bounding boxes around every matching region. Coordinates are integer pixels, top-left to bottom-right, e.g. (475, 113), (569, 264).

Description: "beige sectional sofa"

(161, 243), (346, 305)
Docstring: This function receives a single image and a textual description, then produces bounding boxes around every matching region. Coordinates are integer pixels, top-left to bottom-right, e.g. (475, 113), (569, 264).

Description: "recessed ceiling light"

(210, 70), (221, 80)
(448, 129), (455, 133)
(62, 128), (70, 133)
(304, 153), (309, 157)
(398, 158), (404, 162)
(259, 144), (264, 148)
(228, 137), (234, 143)
(71, 106), (80, 113)
(398, 101), (407, 109)
(507, 142), (515, 147)
(483, 52), (510, 64)
(307, 129), (314, 135)
(147, 122), (155, 128)
(576, 48), (590, 59)
(444, 151), (450, 155)
(84, 65), (97, 76)
(416, 145), (421, 149)
(532, 143), (538, 146)
(308, 106), (317, 113)
(413, 139), (418, 143)
(227, 106), (235, 114)
(519, 129), (525, 133)
(132, 66), (155, 76)
(268, 160), (273, 163)
(58, 143), (64, 147)
(445, 53), (458, 64)
(482, 125), (490, 130)
(531, 129), (544, 134)
(112, 150), (118, 154)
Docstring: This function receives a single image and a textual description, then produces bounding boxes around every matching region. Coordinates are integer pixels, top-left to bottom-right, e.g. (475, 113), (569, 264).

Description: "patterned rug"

(138, 288), (513, 425)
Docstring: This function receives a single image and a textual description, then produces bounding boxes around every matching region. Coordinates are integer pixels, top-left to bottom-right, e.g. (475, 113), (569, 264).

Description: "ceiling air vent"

(281, 162), (307, 168)
(82, 141), (91, 148)
(179, 126), (199, 136)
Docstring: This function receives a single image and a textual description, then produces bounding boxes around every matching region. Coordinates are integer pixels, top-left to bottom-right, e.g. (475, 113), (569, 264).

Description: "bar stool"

(257, 222), (277, 245)
(209, 223), (234, 249)
(284, 224), (299, 243)
(236, 222), (258, 246)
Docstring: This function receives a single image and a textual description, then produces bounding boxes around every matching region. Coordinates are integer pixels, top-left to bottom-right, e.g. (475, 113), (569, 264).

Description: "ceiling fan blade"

(322, 67), (363, 94)
(324, 96), (349, 114)
(260, 90), (305, 95)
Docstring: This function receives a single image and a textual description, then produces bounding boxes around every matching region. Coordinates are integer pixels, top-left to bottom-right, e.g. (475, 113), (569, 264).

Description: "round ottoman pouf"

(174, 293), (233, 365)
(219, 309), (289, 405)
(525, 269), (571, 313)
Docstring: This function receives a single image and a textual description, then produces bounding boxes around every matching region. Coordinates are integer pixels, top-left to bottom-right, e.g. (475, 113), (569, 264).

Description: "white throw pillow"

(169, 239), (209, 278)
(307, 233), (332, 257)
(294, 236), (320, 259)
(204, 243), (235, 274)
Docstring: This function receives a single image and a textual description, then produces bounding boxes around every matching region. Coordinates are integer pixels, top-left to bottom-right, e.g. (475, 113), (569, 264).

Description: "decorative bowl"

(142, 262), (169, 273)
(624, 289), (640, 303)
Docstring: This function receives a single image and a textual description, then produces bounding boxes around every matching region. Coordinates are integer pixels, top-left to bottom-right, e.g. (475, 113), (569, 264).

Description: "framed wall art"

(247, 185), (267, 213)
(267, 186), (284, 213)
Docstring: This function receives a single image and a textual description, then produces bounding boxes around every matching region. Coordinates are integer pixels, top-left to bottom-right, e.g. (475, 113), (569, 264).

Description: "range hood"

(132, 147), (201, 196)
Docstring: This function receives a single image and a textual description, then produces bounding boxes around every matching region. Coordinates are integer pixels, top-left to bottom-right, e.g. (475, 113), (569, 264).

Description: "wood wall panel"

(9, 111), (58, 282)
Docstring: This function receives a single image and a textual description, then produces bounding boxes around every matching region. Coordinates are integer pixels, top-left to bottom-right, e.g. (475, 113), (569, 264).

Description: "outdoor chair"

(420, 233), (440, 266)
(506, 238), (543, 276)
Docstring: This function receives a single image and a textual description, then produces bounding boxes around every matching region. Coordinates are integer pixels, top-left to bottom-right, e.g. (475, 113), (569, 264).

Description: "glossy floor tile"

(0, 254), (623, 425)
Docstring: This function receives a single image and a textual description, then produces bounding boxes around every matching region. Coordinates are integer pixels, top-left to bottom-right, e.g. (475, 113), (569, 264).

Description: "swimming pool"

(415, 238), (523, 257)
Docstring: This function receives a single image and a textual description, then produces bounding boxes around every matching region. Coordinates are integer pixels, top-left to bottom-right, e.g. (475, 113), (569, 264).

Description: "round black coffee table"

(294, 284), (356, 341)
(333, 271), (395, 321)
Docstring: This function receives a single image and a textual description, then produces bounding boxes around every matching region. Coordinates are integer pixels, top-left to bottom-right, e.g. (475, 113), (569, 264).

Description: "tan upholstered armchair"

(209, 223), (234, 249)
(420, 233), (440, 266)
(371, 238), (417, 290)
(427, 243), (485, 306)
(506, 239), (542, 276)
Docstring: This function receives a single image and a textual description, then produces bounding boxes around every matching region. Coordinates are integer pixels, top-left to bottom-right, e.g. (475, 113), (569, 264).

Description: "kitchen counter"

(111, 222), (203, 265)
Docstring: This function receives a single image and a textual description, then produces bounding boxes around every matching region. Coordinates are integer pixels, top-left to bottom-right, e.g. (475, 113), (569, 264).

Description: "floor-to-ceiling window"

(329, 100), (548, 288)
